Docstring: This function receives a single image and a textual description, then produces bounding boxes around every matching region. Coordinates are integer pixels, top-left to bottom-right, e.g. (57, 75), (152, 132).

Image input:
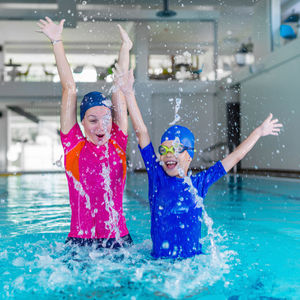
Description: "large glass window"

(147, 21), (215, 81)
(7, 106), (63, 172)
(3, 54), (118, 83)
(1, 20), (134, 83)
(280, 0), (300, 43)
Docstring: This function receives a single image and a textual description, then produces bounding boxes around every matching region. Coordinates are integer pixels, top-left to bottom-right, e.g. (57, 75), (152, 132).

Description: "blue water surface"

(0, 173), (299, 299)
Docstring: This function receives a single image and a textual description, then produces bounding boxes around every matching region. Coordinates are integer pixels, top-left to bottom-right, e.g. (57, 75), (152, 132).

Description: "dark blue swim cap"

(80, 91), (112, 121)
(161, 125), (195, 158)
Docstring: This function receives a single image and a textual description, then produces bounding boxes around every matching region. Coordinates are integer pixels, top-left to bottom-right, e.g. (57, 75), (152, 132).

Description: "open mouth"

(96, 133), (105, 140)
(165, 160), (178, 170)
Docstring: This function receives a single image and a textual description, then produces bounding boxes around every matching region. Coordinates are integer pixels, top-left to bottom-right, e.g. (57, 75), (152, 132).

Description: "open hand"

(117, 24), (133, 50)
(37, 17), (65, 42)
(113, 64), (134, 95)
(258, 113), (283, 136)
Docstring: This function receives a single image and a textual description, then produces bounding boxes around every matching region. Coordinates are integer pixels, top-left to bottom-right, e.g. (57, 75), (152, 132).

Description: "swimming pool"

(0, 173), (299, 299)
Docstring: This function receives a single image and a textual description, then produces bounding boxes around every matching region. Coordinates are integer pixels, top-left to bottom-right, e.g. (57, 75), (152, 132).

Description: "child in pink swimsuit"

(37, 17), (133, 248)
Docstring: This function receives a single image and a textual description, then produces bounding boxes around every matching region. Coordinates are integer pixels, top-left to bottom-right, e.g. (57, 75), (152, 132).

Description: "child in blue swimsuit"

(139, 125), (227, 258)
(114, 69), (283, 259)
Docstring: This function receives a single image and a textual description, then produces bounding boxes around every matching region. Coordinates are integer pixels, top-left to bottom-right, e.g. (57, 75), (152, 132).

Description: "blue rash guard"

(139, 142), (226, 259)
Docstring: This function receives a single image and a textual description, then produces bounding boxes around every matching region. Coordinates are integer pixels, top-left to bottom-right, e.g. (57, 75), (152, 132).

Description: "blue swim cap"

(161, 125), (195, 158)
(80, 91), (112, 121)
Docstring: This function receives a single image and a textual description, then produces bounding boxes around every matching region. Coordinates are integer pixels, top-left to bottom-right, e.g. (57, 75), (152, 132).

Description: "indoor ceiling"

(0, 0), (258, 56)
(0, 0), (262, 7)
(0, 1), (263, 119)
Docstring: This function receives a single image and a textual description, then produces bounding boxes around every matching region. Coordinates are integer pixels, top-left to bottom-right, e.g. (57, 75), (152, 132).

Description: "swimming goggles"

(158, 144), (194, 155)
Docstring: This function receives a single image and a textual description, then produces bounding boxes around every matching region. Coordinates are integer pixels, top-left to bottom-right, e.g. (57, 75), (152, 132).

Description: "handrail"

(199, 141), (228, 164)
(202, 141), (227, 153)
(200, 141), (240, 174)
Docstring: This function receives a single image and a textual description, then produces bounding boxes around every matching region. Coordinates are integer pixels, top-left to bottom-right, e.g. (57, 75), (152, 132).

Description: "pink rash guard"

(60, 122), (129, 239)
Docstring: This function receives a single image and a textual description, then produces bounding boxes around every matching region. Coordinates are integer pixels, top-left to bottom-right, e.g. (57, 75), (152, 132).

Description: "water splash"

(65, 138), (122, 242)
(2, 173), (298, 298)
(67, 171), (91, 211)
(1, 237), (234, 299)
(53, 155), (63, 168)
(172, 139), (223, 264)
(66, 171), (91, 236)
(169, 98), (182, 126)
(101, 143), (121, 245)
(183, 171), (221, 264)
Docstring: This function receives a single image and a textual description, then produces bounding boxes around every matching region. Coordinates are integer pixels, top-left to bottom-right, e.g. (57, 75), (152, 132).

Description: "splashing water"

(53, 155), (63, 168)
(109, 76), (122, 95)
(169, 98), (181, 126)
(67, 171), (91, 211)
(2, 173), (299, 298)
(183, 172), (221, 264)
(101, 143), (121, 245)
(1, 236), (234, 299)
(65, 129), (121, 242)
(94, 96), (122, 244)
(172, 138), (223, 264)
(66, 171), (91, 236)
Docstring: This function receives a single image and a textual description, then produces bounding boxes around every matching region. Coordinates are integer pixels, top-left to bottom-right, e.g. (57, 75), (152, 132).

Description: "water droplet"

(162, 241), (169, 249)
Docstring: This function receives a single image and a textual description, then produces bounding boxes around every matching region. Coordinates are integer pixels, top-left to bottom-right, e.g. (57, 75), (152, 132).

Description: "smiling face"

(159, 140), (192, 178)
(81, 106), (112, 146)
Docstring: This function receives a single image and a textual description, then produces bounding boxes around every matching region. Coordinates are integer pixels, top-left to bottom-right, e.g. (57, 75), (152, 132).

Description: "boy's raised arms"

(221, 113), (283, 173)
(114, 68), (150, 149)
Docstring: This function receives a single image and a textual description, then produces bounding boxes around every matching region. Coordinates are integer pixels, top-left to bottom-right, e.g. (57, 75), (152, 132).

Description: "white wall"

(127, 81), (220, 170)
(252, 0), (272, 60)
(151, 92), (215, 169)
(240, 45), (300, 171)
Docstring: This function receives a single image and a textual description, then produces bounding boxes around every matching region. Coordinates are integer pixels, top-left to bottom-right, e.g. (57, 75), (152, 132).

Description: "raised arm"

(110, 24), (133, 135)
(114, 69), (150, 149)
(221, 113), (283, 172)
(37, 17), (77, 134)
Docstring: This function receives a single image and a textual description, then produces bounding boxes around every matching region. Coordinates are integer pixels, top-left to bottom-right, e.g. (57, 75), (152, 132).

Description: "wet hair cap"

(80, 91), (112, 121)
(161, 125), (195, 158)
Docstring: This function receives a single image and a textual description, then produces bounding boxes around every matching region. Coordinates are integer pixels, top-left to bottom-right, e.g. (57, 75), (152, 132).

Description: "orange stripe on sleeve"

(110, 139), (127, 182)
(65, 141), (85, 182)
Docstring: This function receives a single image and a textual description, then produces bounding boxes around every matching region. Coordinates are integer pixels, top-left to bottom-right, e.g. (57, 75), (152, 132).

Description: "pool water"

(0, 173), (299, 299)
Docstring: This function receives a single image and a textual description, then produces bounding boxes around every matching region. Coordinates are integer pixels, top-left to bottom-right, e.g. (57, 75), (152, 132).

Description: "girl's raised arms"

(37, 17), (77, 134)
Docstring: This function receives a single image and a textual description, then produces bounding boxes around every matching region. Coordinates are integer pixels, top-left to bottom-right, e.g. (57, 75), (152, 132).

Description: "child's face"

(82, 106), (112, 146)
(159, 140), (192, 178)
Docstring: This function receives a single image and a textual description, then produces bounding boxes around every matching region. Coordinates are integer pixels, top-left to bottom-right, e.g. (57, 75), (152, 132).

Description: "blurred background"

(0, 0), (299, 176)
